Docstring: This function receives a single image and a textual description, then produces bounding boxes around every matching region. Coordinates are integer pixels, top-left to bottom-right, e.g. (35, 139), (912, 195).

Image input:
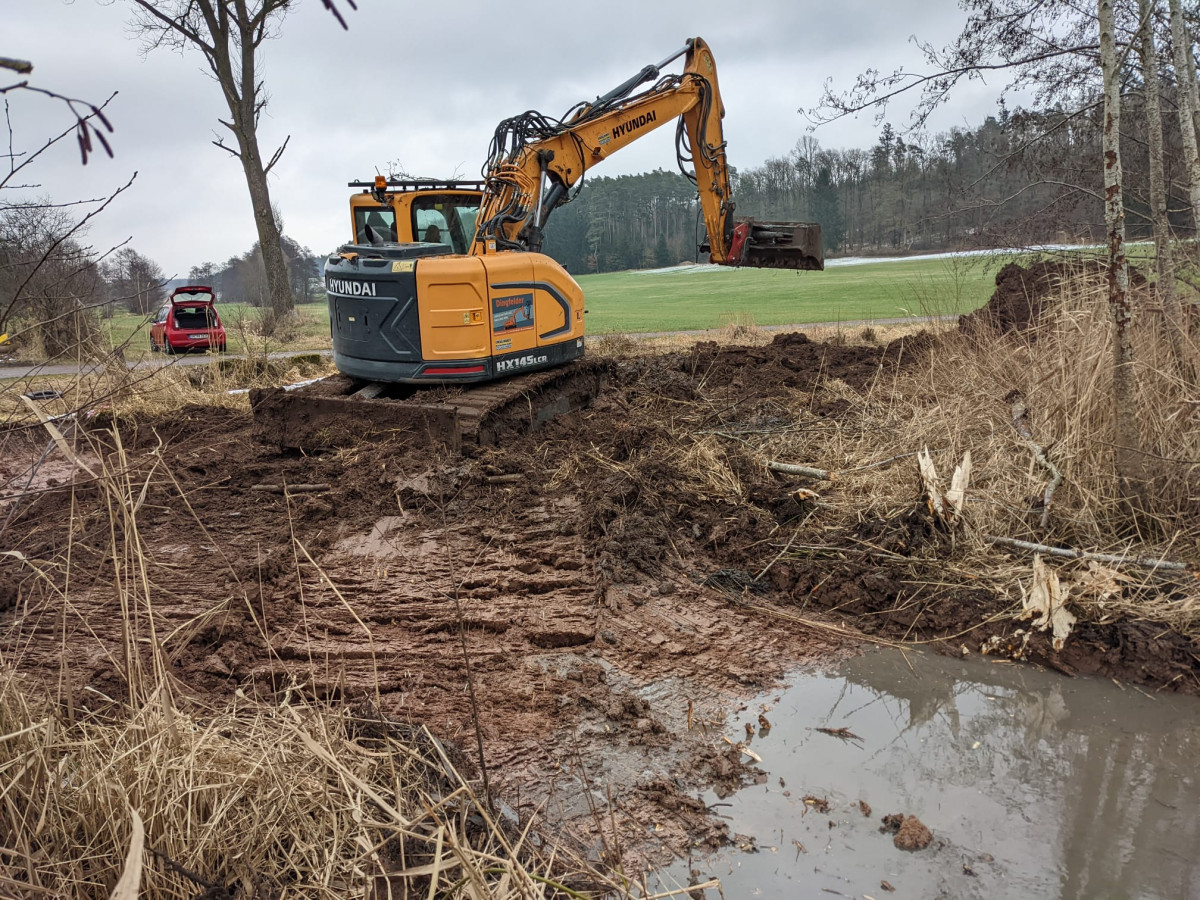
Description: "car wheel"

(149, 337), (158, 353)
(218, 341), (227, 353)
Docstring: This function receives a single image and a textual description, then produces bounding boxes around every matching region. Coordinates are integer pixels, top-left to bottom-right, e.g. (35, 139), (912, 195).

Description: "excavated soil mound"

(959, 259), (1148, 336)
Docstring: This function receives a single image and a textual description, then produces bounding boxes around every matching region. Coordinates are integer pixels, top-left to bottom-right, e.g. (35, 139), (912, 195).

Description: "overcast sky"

(8, 0), (1006, 278)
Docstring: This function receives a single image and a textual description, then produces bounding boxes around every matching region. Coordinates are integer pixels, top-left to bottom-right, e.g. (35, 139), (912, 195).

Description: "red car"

(150, 286), (227, 353)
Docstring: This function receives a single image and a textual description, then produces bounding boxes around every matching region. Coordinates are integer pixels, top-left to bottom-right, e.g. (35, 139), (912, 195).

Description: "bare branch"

(127, 0), (214, 55)
(806, 44), (1099, 130)
(0, 86), (117, 168)
(211, 135), (242, 159)
(263, 134), (289, 174)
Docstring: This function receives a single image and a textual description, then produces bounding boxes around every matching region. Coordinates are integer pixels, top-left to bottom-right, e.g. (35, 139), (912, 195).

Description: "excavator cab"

(348, 180), (485, 249)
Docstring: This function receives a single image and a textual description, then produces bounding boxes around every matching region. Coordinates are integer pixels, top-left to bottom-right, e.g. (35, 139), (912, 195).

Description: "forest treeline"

(541, 94), (1194, 273)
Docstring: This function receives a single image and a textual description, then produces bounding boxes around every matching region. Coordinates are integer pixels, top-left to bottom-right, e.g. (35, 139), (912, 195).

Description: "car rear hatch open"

(172, 302), (219, 339)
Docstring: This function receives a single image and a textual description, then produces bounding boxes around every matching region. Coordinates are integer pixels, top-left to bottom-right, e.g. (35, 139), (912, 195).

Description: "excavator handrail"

(349, 179), (486, 191)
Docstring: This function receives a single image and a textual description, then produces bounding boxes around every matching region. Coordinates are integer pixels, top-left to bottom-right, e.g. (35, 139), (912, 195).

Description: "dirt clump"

(959, 259), (1149, 336)
(802, 795), (831, 814)
(882, 813), (933, 851)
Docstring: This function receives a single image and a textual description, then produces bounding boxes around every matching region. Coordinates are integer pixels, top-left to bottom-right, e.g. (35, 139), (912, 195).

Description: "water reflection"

(675, 650), (1200, 899)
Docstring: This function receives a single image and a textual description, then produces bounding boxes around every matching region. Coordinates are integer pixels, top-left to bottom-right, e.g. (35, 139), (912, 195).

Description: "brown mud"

(959, 258), (1149, 336)
(3, 328), (1198, 867)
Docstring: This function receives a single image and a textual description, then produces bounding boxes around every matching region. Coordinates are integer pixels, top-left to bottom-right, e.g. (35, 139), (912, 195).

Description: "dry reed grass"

(0, 353), (334, 429)
(750, 263), (1200, 635)
(0, 670), (625, 899)
(893, 270), (1199, 543)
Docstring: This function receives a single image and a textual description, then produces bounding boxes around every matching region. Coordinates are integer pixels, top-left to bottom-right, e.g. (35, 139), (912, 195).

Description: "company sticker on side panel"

(492, 292), (534, 334)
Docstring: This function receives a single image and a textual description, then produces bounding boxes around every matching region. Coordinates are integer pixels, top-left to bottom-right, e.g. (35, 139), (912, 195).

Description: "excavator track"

(250, 359), (609, 453)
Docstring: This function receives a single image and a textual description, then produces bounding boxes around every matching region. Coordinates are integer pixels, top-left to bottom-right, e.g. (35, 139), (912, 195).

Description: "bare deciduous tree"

(1167, 0), (1200, 225)
(105, 246), (167, 315)
(0, 203), (106, 358)
(126, 0), (297, 328)
(1100, 0), (1145, 498)
(1137, 0), (1193, 380)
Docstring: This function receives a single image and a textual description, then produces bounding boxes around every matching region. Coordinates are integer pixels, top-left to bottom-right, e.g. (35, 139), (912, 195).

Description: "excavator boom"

(472, 37), (821, 271)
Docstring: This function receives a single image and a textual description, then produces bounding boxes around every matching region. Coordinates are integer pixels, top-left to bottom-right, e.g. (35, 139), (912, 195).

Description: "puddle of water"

(667, 649), (1200, 899)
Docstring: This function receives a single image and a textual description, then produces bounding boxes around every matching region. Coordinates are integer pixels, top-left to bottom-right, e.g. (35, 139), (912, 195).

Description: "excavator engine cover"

(325, 242), (460, 383)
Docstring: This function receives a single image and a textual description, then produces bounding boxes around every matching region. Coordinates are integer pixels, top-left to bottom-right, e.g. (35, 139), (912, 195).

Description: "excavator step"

(249, 359), (608, 453)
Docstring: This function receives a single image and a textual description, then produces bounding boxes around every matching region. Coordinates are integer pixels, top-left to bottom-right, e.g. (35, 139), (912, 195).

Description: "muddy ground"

(3, 323), (1199, 870)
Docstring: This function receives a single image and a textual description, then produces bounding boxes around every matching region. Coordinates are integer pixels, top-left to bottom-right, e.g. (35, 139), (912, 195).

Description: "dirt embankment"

(959, 258), (1151, 336)
(3, 321), (1198, 864)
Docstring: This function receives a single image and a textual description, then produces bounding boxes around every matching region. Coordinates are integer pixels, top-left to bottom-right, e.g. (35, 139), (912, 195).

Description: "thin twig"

(767, 461), (833, 479)
(1005, 389), (1062, 530)
(984, 534), (1193, 573)
(250, 483), (329, 493)
(768, 447), (948, 481)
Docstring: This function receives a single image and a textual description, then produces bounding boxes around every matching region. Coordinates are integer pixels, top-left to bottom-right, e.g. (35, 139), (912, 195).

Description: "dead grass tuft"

(742, 269), (1200, 636)
(717, 311), (759, 341)
(0, 671), (620, 898)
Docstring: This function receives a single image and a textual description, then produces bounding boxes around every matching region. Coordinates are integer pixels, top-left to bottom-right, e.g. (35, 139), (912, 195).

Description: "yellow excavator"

(252, 37), (822, 450)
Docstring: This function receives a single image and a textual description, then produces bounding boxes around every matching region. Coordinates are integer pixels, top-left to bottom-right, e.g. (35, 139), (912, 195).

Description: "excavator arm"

(473, 38), (822, 270)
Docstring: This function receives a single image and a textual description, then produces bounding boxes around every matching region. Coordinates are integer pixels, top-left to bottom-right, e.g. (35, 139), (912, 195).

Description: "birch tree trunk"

(1138, 0), (1194, 380)
(1100, 0), (1145, 502)
(1168, 0), (1200, 227)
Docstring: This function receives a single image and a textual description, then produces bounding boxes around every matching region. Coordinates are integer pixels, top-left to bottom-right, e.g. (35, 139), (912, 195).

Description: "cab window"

(411, 195), (480, 254)
(354, 207), (397, 244)
(154, 307), (170, 324)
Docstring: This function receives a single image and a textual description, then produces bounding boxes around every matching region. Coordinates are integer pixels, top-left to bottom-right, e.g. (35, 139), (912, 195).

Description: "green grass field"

(576, 255), (1005, 334)
(101, 301), (332, 359)
(97, 254), (1007, 357)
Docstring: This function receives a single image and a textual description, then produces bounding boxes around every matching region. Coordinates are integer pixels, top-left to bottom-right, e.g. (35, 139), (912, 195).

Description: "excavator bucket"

(744, 220), (823, 270)
(731, 219), (824, 271)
